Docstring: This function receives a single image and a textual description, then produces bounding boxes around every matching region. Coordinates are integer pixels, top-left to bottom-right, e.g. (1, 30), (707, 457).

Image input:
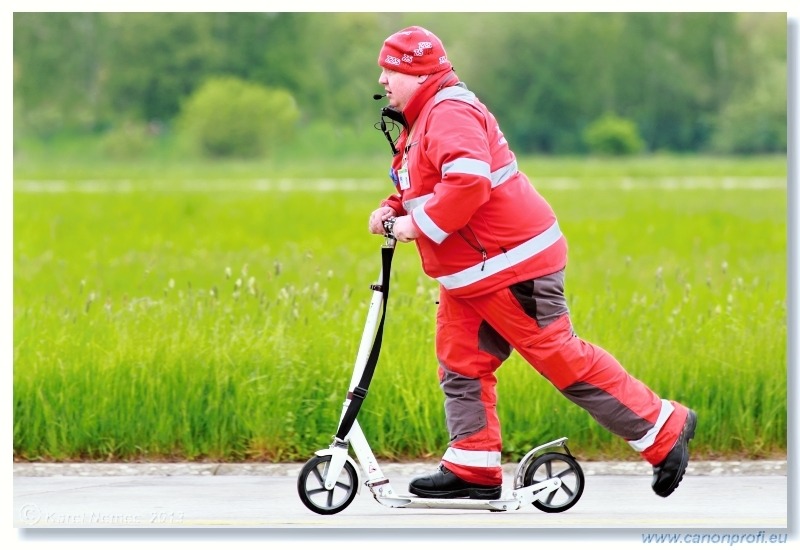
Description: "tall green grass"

(13, 156), (787, 462)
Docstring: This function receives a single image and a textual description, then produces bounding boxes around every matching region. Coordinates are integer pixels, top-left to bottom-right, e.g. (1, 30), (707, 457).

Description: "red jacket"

(381, 73), (567, 298)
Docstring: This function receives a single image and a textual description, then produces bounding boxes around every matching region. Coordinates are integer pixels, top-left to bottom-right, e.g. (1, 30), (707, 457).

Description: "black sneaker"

(409, 464), (502, 499)
(652, 409), (698, 497)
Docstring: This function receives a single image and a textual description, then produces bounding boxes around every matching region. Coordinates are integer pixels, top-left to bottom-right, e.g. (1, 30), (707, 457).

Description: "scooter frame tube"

(324, 241), (392, 491)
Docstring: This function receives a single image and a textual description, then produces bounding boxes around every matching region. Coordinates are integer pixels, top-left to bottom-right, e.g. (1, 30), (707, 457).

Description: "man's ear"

(417, 74), (430, 85)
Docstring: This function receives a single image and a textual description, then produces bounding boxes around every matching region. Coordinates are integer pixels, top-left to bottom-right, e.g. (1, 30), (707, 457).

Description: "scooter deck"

(375, 495), (520, 512)
(370, 476), (560, 512)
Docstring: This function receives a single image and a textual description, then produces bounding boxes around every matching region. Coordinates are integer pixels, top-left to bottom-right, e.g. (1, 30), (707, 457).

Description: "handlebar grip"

(383, 217), (397, 239)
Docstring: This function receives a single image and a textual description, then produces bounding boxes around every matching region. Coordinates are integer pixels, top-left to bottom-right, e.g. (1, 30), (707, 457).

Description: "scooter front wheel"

(523, 452), (585, 513)
(297, 455), (359, 515)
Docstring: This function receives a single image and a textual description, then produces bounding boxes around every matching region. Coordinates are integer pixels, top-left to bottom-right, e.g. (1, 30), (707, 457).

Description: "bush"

(99, 121), (159, 160)
(583, 114), (645, 156)
(177, 76), (300, 159)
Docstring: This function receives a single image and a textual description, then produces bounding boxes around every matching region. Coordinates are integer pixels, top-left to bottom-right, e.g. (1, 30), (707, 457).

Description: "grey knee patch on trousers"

(439, 363), (487, 442)
(509, 270), (569, 328)
(561, 381), (653, 441)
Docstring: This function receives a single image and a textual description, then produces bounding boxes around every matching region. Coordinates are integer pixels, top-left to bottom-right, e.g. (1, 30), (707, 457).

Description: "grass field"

(12, 155), (788, 463)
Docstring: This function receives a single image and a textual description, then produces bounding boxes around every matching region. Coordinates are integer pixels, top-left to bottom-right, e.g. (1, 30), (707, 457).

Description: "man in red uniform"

(368, 26), (697, 499)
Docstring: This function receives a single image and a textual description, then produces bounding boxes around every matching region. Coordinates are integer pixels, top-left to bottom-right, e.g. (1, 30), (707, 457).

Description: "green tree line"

(13, 12), (787, 156)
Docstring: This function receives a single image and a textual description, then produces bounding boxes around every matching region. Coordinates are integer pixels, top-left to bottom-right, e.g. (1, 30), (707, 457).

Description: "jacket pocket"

(509, 270), (569, 328)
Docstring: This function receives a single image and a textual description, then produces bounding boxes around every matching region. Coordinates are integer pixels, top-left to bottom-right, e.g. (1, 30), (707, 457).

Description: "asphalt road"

(13, 460), (790, 535)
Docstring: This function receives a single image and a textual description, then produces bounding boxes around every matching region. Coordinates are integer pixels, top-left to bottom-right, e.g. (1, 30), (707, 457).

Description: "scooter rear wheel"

(523, 452), (585, 513)
(297, 455), (359, 515)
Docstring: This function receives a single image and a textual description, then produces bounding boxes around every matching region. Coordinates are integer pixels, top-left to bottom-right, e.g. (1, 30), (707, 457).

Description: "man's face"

(378, 68), (424, 111)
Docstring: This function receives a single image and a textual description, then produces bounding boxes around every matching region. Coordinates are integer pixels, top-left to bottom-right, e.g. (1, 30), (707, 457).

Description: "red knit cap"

(378, 26), (452, 76)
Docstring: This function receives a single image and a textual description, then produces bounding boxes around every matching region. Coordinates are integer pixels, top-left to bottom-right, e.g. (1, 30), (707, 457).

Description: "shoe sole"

(656, 409), (697, 498)
(409, 486), (502, 500)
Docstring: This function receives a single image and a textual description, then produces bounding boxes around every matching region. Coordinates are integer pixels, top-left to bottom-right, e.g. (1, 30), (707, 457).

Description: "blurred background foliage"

(13, 12), (787, 161)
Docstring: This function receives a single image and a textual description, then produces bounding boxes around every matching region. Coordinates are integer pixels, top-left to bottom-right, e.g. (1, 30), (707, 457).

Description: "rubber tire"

(297, 454), (359, 515)
(523, 452), (585, 513)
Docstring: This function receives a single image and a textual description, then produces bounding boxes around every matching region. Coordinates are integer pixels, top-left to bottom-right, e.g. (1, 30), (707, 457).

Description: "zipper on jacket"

(458, 225), (488, 271)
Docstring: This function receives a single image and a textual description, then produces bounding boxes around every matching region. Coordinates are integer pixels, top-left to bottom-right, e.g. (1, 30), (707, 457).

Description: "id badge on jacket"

(397, 167), (411, 190)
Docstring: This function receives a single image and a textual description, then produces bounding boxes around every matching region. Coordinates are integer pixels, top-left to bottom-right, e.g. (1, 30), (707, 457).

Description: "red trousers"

(436, 271), (689, 485)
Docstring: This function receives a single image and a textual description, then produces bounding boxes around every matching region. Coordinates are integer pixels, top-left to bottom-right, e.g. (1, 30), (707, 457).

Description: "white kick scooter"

(297, 220), (585, 515)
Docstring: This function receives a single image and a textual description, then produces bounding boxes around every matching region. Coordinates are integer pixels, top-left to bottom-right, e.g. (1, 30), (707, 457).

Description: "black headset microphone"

(374, 92), (407, 156)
